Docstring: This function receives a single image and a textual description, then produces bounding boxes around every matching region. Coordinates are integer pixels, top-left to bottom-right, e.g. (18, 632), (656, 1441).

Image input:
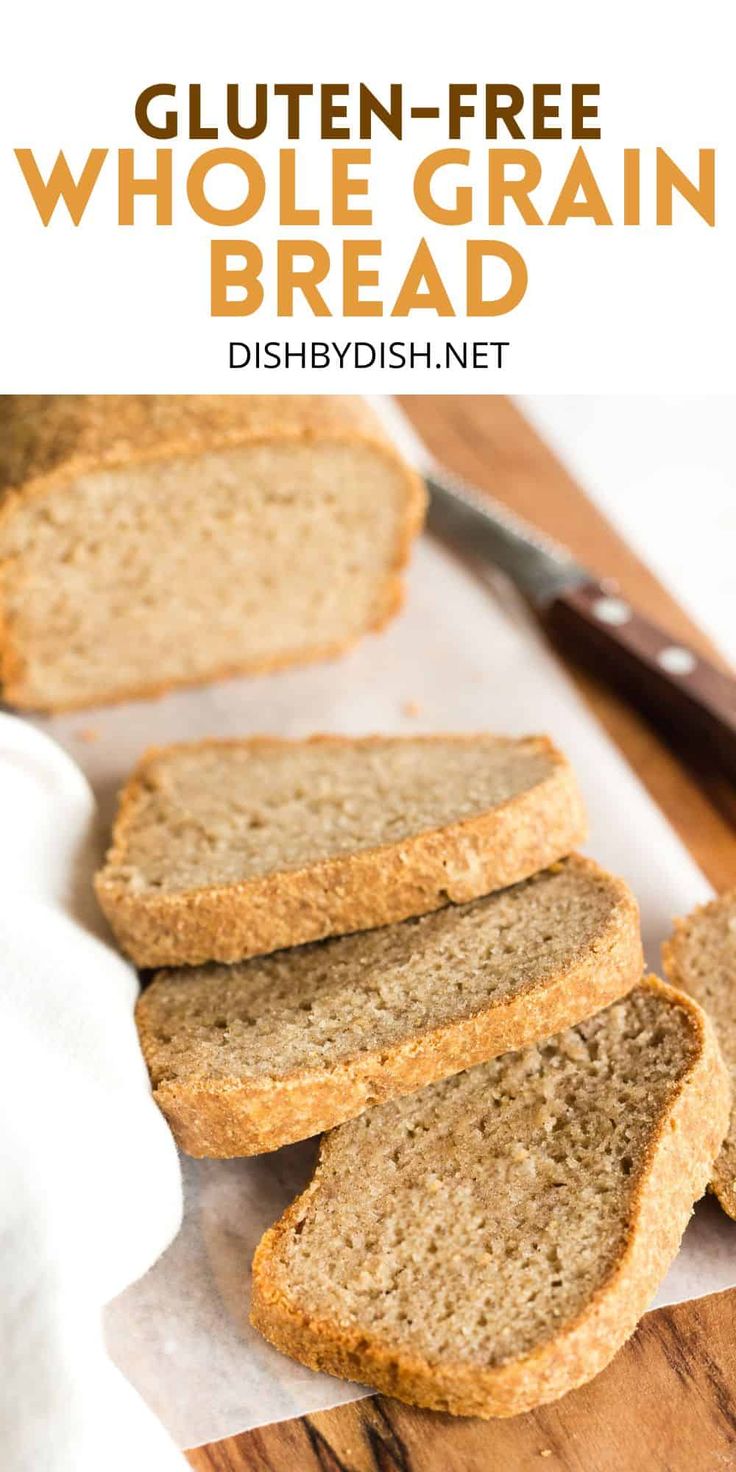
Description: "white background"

(1, 0), (735, 392)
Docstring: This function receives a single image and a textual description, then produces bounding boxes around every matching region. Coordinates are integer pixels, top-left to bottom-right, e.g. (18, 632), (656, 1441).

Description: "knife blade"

(425, 464), (736, 784)
(426, 468), (588, 607)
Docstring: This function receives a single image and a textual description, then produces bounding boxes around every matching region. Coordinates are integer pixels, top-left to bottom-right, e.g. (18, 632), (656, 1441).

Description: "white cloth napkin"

(0, 715), (186, 1472)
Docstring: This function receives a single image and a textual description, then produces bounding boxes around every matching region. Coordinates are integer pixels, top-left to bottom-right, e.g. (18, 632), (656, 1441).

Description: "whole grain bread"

(663, 890), (736, 1218)
(94, 733), (585, 965)
(251, 979), (729, 1419)
(136, 856), (641, 1156)
(0, 396), (424, 711)
(95, 732), (587, 967)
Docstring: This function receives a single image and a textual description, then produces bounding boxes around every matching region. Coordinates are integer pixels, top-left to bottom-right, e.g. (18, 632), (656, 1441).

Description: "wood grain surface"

(186, 397), (736, 1472)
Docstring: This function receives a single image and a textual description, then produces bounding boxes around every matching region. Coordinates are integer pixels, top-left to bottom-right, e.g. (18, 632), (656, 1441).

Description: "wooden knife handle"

(543, 579), (736, 781)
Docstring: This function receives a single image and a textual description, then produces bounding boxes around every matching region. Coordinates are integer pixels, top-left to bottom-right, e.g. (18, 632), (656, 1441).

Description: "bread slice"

(136, 856), (641, 1156)
(663, 890), (736, 1218)
(0, 395), (424, 711)
(95, 732), (587, 968)
(251, 979), (729, 1419)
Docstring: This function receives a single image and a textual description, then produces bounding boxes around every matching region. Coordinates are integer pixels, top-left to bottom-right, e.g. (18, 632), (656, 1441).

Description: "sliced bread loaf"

(663, 890), (736, 1218)
(136, 856), (641, 1156)
(95, 733), (587, 967)
(251, 979), (729, 1419)
(0, 395), (424, 711)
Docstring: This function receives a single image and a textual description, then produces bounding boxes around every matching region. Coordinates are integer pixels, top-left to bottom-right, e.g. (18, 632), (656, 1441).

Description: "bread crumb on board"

(401, 699), (422, 717)
(75, 727), (101, 744)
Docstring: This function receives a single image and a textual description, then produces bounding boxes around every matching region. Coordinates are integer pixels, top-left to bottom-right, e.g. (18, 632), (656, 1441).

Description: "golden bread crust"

(95, 733), (588, 968)
(136, 854), (642, 1157)
(663, 891), (736, 1218)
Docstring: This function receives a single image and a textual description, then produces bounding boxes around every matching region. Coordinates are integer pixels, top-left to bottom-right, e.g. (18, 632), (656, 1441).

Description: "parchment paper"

(39, 515), (736, 1450)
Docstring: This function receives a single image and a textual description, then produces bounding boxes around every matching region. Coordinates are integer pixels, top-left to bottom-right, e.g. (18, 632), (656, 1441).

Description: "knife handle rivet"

(592, 596), (632, 627)
(657, 645), (697, 676)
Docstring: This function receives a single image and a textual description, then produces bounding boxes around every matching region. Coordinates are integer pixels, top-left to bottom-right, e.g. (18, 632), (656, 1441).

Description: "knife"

(426, 466), (736, 782)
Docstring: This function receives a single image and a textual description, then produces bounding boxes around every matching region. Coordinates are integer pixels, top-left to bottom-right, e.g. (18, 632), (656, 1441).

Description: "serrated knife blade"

(425, 468), (588, 607)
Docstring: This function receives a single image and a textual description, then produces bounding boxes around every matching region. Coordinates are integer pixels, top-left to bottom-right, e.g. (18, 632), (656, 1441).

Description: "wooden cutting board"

(186, 396), (736, 1472)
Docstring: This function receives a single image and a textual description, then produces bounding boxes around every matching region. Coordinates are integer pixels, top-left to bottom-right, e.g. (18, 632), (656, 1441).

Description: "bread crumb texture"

(251, 982), (729, 1417)
(137, 855), (642, 1155)
(664, 890), (736, 1217)
(108, 735), (564, 893)
(96, 733), (587, 967)
(0, 396), (424, 710)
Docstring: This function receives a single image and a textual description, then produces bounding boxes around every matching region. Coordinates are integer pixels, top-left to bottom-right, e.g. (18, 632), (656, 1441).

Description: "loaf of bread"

(663, 890), (736, 1217)
(136, 856), (642, 1156)
(95, 733), (587, 967)
(0, 396), (424, 711)
(251, 980), (729, 1418)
